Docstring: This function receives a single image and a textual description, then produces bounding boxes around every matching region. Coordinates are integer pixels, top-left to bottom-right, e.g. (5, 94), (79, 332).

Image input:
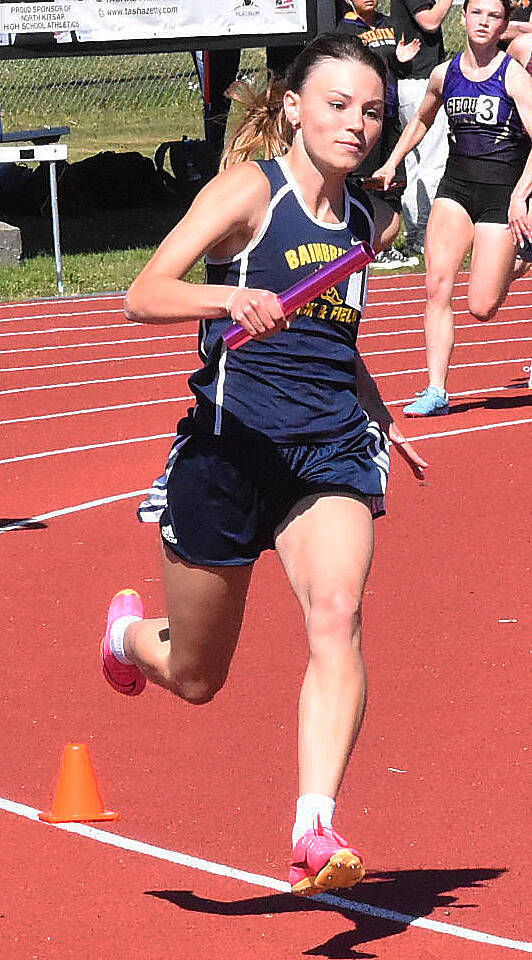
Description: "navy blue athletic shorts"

(159, 430), (389, 567)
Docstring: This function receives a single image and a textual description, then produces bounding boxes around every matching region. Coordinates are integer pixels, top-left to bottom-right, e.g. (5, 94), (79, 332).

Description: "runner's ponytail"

(220, 75), (292, 169)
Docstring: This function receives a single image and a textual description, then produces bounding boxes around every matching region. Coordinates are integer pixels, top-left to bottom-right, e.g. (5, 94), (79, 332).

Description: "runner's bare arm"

(124, 162), (282, 326)
(355, 351), (429, 480)
(372, 62), (447, 189)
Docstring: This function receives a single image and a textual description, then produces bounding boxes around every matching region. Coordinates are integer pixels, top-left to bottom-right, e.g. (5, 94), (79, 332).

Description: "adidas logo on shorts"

(161, 524), (178, 545)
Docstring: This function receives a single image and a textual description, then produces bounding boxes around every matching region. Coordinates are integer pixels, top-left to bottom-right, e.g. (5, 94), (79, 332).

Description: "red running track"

(0, 277), (531, 960)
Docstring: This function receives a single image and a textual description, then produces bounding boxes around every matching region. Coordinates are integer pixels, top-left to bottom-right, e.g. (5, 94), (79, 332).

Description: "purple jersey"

(443, 53), (528, 184)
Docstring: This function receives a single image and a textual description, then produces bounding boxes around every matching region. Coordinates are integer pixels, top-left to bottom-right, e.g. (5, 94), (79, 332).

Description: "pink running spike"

(100, 589), (146, 696)
(290, 821), (365, 896)
(222, 241), (374, 350)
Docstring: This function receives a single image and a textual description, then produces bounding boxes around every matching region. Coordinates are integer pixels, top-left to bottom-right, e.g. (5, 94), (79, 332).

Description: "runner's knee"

(467, 294), (497, 322)
(306, 587), (363, 655)
(425, 269), (453, 306)
(169, 668), (228, 704)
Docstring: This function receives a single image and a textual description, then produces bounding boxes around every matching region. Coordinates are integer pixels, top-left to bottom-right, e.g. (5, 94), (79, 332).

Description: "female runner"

(100, 33), (427, 895)
(374, 0), (532, 416)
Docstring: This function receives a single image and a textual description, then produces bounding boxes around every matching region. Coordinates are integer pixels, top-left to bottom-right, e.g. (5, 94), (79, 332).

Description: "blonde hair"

(220, 75), (293, 170)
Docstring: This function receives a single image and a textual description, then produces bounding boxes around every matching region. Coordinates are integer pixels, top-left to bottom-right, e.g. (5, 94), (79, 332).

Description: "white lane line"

(0, 308), (124, 328)
(1, 354), (528, 397)
(0, 332), (195, 354)
(1, 276), (528, 314)
(408, 417), (532, 441)
(0, 292), (123, 313)
(0, 396), (193, 427)
(375, 356), (532, 378)
(359, 318), (532, 340)
(0, 490), (150, 532)
(364, 288), (532, 309)
(0, 322), (135, 340)
(1, 350), (198, 373)
(367, 275), (532, 292)
(3, 415), (531, 469)
(360, 303), (531, 326)
(0, 433), (175, 466)
(0, 797), (530, 952)
(1, 318), (530, 357)
(386, 383), (526, 407)
(0, 369), (196, 397)
(363, 336), (532, 358)
(0, 382), (523, 428)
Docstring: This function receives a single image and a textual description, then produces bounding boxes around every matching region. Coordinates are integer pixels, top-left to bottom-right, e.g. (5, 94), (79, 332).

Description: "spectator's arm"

(414, 0), (454, 33)
(499, 21), (532, 41)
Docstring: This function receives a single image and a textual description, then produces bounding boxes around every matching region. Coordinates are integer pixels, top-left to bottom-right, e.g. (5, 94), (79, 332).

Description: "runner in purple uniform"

(374, 0), (532, 415)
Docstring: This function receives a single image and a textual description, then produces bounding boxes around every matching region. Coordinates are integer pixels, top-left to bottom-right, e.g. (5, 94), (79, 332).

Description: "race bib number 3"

(475, 95), (500, 125)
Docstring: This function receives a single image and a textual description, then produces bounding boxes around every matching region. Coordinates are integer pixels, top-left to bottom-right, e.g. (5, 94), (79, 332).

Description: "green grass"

(0, 202), (204, 301)
(0, 50), (264, 300)
(0, 30), (473, 302)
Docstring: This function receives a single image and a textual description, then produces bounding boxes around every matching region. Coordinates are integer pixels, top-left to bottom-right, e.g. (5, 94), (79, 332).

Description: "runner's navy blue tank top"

(186, 157), (375, 444)
(443, 53), (528, 184)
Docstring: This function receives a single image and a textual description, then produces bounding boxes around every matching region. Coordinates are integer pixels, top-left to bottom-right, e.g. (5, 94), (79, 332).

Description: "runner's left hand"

(388, 421), (428, 480)
(508, 194), (531, 248)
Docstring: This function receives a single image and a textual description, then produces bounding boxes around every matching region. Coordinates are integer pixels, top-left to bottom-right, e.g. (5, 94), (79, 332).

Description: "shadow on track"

(0, 518), (47, 530)
(450, 389), (532, 417)
(146, 866), (505, 958)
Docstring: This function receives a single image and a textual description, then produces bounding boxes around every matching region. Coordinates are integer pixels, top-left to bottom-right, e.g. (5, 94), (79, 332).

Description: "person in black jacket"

(337, 0), (421, 266)
(192, 45), (304, 159)
(390, 0), (453, 256)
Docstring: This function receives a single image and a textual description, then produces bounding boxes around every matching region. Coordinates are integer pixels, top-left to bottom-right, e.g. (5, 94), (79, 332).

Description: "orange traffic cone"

(39, 743), (120, 824)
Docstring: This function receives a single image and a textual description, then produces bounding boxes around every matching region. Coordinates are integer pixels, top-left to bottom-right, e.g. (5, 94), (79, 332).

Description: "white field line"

(0, 308), (124, 328)
(2, 336), (532, 377)
(365, 288), (532, 309)
(0, 396), (193, 427)
(374, 356), (532, 378)
(1, 300), (528, 338)
(0, 369), (197, 397)
(387, 383), (527, 407)
(0, 332), (195, 353)
(0, 432), (175, 466)
(0, 381), (525, 429)
(1, 350), (198, 373)
(0, 279), (529, 331)
(0, 797), (530, 953)
(363, 336), (532, 358)
(0, 292), (124, 313)
(0, 317), (530, 357)
(360, 303), (531, 326)
(0, 322), (137, 340)
(409, 418), (532, 441)
(7, 272), (527, 310)
(2, 416), (532, 469)
(1, 354), (530, 399)
(368, 275), (532, 292)
(360, 318), (532, 339)
(0, 491), (150, 532)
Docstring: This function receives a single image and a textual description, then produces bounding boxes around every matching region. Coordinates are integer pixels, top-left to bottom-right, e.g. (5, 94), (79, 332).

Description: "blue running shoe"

(403, 386), (449, 417)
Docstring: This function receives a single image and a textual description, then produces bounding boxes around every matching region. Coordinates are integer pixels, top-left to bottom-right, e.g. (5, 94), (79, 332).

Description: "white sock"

(109, 615), (141, 664)
(292, 793), (336, 847)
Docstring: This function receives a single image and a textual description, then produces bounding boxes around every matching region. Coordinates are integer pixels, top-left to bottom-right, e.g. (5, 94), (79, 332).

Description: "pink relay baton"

(222, 240), (375, 350)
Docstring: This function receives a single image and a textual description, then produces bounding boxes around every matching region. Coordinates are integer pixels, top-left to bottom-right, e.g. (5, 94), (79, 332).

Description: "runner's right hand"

(225, 287), (289, 339)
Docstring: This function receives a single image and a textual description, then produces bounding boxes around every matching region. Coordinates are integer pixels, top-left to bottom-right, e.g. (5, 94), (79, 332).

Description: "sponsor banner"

(0, 0), (307, 41)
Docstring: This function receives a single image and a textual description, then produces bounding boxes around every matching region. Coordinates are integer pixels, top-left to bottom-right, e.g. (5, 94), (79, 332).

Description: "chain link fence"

(0, 13), (465, 158)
